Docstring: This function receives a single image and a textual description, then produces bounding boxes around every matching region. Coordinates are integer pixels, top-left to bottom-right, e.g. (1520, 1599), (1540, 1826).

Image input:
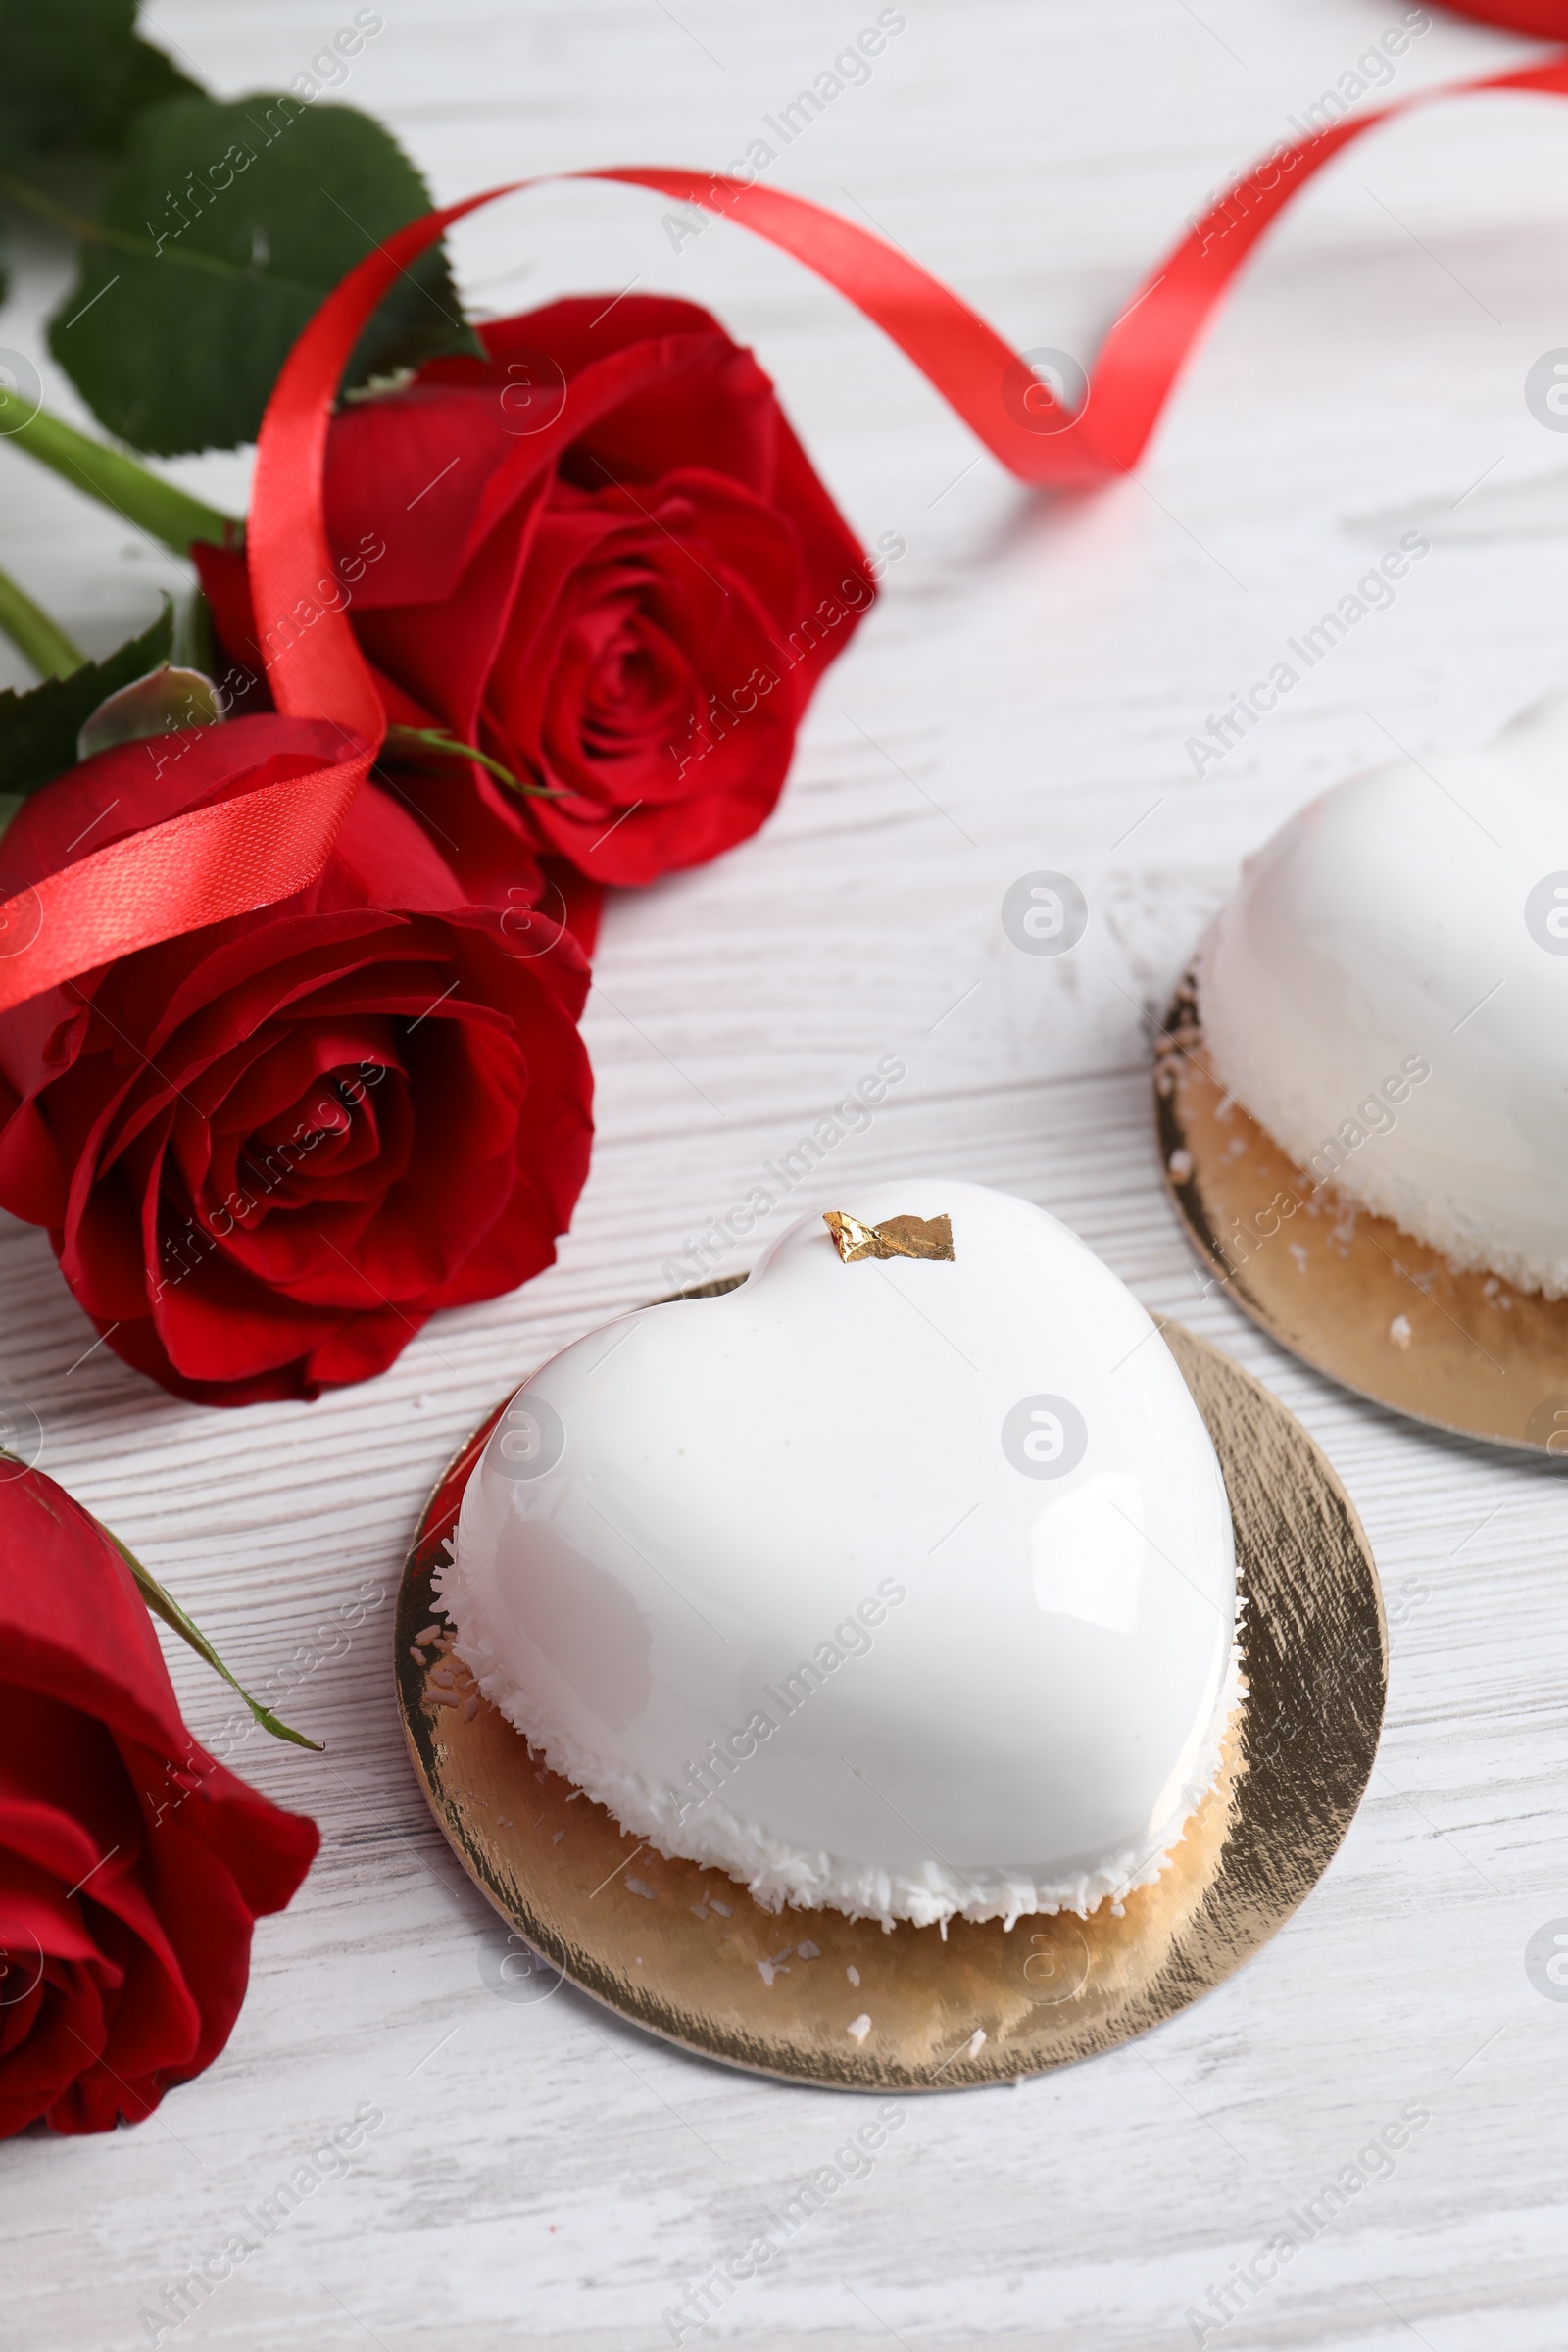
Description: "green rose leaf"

(0, 597), (172, 799)
(47, 94), (478, 455)
(0, 0), (200, 305)
(0, 0), (200, 165)
(106, 1527), (321, 1751)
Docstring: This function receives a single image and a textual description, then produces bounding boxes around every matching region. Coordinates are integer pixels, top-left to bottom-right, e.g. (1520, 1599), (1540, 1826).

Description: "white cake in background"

(1199, 692), (1568, 1298)
(440, 1180), (1240, 1931)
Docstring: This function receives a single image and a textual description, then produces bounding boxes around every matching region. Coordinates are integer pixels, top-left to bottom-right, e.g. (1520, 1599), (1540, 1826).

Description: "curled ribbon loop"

(2, 47), (1568, 1016)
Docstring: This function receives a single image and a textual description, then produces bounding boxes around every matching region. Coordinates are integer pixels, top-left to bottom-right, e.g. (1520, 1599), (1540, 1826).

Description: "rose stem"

(0, 396), (241, 560)
(0, 564), (83, 679)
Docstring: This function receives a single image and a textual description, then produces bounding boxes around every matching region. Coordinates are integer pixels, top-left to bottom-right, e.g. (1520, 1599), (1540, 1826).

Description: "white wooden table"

(6, 3), (1568, 2344)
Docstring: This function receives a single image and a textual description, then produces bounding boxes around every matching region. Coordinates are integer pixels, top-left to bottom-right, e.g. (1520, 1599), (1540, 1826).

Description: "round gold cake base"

(1157, 975), (1568, 1456)
(395, 1301), (1384, 2090)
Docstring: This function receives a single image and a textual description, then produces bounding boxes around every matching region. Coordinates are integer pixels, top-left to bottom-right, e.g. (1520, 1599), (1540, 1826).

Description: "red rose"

(0, 716), (592, 1405)
(0, 1460), (318, 2135)
(195, 296), (875, 894)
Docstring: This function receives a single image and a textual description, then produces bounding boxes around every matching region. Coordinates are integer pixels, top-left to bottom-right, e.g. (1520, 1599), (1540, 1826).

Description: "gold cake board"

(396, 1294), (1384, 2090)
(1156, 974), (1568, 1456)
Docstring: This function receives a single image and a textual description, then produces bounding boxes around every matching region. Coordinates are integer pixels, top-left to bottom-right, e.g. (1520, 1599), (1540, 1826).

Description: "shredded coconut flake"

(439, 1526), (1246, 1934)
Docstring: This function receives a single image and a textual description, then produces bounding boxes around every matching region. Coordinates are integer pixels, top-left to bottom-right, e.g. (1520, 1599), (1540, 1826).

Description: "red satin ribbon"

(0, 749), (368, 1006)
(1448, 2), (1568, 29)
(3, 50), (1568, 1015)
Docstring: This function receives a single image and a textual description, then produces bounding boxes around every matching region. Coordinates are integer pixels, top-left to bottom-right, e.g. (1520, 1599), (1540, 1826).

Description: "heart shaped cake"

(1199, 693), (1568, 1298)
(439, 1179), (1240, 1930)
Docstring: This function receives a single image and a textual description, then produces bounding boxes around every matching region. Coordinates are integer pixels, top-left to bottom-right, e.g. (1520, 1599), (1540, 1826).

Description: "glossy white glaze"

(1200, 693), (1568, 1297)
(443, 1180), (1238, 1928)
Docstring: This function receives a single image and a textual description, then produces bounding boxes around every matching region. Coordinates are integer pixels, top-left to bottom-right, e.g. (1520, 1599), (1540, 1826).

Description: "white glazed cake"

(440, 1179), (1240, 1931)
(1199, 692), (1568, 1298)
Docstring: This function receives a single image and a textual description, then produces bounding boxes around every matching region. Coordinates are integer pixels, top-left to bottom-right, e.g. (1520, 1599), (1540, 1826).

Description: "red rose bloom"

(0, 1461), (318, 2135)
(0, 716), (592, 1405)
(195, 296), (875, 894)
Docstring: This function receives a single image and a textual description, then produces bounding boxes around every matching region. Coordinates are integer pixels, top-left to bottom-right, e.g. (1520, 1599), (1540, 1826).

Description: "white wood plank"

(5, 2), (1568, 2344)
